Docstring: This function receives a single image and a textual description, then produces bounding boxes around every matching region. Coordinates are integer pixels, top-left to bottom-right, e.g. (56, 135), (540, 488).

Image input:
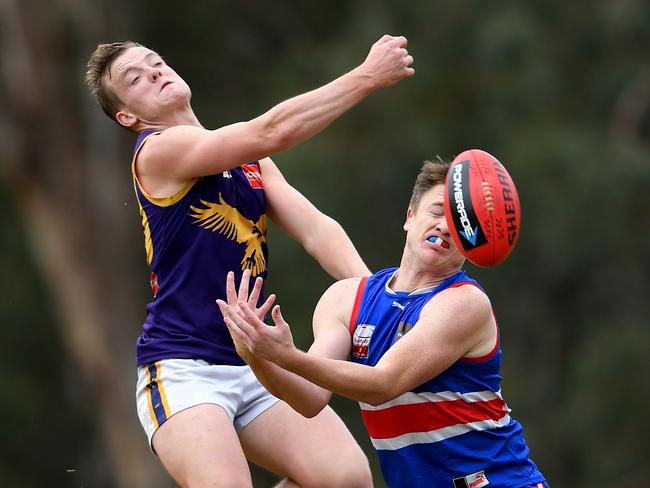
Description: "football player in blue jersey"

(220, 159), (548, 488)
(85, 36), (413, 488)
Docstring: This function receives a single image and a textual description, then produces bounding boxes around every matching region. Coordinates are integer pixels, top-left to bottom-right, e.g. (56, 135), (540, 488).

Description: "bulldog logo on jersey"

(190, 193), (267, 276)
(352, 324), (375, 359)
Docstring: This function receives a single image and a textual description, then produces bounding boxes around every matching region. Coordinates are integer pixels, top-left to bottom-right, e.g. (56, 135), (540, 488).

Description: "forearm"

(303, 215), (370, 279)
(255, 67), (377, 155)
(246, 355), (332, 418)
(278, 349), (389, 406)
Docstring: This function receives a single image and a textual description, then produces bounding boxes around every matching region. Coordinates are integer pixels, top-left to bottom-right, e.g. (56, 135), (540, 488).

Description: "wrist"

(346, 65), (378, 94)
(276, 345), (304, 371)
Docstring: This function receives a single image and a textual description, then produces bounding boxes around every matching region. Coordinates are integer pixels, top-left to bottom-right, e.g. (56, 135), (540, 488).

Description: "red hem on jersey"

(448, 281), (500, 363)
(349, 276), (368, 335)
(361, 397), (508, 440)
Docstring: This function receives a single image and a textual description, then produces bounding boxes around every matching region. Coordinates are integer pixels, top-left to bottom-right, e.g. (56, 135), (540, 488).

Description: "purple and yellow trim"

(145, 361), (171, 429)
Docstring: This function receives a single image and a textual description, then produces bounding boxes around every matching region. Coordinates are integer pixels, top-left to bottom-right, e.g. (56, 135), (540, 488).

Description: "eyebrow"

(427, 202), (445, 213)
(114, 51), (159, 82)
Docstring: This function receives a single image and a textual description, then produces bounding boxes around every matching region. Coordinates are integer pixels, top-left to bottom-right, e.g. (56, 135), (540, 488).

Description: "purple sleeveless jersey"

(132, 130), (268, 366)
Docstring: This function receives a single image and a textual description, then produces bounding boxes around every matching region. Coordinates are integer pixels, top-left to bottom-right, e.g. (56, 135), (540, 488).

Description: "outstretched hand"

(217, 271), (296, 366)
(223, 269), (276, 320)
(216, 269), (276, 362)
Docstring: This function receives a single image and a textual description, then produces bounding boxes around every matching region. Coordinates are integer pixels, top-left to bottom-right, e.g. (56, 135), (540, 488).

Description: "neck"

(138, 103), (202, 132)
(390, 253), (461, 293)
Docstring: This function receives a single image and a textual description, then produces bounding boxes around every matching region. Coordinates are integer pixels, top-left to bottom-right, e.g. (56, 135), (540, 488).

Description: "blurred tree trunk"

(0, 0), (170, 486)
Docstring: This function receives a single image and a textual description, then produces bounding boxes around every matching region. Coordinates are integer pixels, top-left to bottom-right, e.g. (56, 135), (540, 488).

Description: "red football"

(444, 149), (521, 266)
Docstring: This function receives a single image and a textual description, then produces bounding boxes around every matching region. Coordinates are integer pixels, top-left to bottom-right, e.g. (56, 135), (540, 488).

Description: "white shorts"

(136, 358), (279, 452)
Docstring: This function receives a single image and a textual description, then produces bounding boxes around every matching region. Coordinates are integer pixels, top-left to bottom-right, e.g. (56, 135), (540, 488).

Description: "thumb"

(271, 305), (288, 328)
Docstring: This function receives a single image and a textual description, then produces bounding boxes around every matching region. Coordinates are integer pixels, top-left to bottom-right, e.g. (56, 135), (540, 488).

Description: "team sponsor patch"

(149, 272), (159, 297)
(453, 470), (490, 488)
(242, 163), (263, 189)
(352, 324), (375, 359)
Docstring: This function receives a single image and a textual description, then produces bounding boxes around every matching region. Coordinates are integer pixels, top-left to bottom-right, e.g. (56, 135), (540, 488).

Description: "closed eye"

(431, 203), (445, 217)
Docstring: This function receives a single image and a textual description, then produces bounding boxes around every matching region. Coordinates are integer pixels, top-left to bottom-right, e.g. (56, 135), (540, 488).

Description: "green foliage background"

(1, 1), (649, 486)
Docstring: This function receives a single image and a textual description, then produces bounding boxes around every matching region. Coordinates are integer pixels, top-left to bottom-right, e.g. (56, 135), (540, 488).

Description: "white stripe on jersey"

(359, 389), (506, 411)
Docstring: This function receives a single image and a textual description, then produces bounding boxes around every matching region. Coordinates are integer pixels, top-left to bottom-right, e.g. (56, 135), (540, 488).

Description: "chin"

(161, 92), (190, 108)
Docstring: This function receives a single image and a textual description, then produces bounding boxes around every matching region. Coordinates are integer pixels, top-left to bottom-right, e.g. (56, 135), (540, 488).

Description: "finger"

(377, 34), (393, 44)
(216, 299), (227, 317)
(238, 269), (251, 302)
(218, 299), (247, 322)
(404, 54), (414, 67)
(225, 271), (238, 306)
(223, 312), (243, 337)
(257, 293), (276, 318)
(225, 303), (257, 336)
(223, 314), (252, 347)
(240, 301), (269, 330)
(271, 304), (288, 329)
(392, 35), (407, 47)
(241, 269), (252, 300)
(248, 276), (263, 306)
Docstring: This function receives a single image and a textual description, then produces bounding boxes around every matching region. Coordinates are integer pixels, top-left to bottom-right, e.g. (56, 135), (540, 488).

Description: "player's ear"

(115, 110), (138, 128)
(403, 207), (414, 231)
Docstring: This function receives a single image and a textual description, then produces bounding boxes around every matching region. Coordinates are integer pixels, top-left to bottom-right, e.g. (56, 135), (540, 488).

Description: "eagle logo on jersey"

(189, 193), (267, 276)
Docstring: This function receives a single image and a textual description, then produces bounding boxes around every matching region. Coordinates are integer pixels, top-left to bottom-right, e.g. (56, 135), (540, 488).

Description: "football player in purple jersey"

(85, 36), (413, 488)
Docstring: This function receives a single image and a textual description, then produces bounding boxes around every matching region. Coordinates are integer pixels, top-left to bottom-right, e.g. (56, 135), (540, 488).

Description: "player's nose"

(148, 67), (162, 81)
(436, 217), (450, 235)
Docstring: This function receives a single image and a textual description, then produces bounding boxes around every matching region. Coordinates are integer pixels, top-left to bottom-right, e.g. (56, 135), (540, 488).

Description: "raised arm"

(139, 35), (414, 188)
(261, 158), (370, 279)
(226, 282), (497, 406)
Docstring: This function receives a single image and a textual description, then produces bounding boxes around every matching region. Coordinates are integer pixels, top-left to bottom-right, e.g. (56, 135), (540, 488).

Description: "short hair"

(408, 157), (451, 211)
(85, 41), (143, 121)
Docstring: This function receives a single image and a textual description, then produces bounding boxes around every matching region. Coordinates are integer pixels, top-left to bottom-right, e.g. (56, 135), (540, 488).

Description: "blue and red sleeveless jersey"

(349, 267), (546, 488)
(131, 130), (268, 366)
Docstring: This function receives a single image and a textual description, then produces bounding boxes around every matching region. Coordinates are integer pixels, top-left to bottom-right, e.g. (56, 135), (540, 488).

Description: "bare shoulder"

(326, 277), (365, 298)
(138, 125), (207, 169)
(441, 282), (491, 305)
(135, 126), (209, 194)
(314, 277), (365, 326)
(422, 282), (493, 326)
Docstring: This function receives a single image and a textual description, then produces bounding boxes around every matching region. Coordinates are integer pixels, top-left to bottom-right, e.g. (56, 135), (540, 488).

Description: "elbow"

(363, 392), (393, 407)
(255, 117), (296, 155)
(294, 396), (329, 419)
(302, 214), (338, 253)
(299, 403), (327, 419)
(272, 126), (294, 153)
(361, 380), (401, 407)
(283, 389), (330, 418)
